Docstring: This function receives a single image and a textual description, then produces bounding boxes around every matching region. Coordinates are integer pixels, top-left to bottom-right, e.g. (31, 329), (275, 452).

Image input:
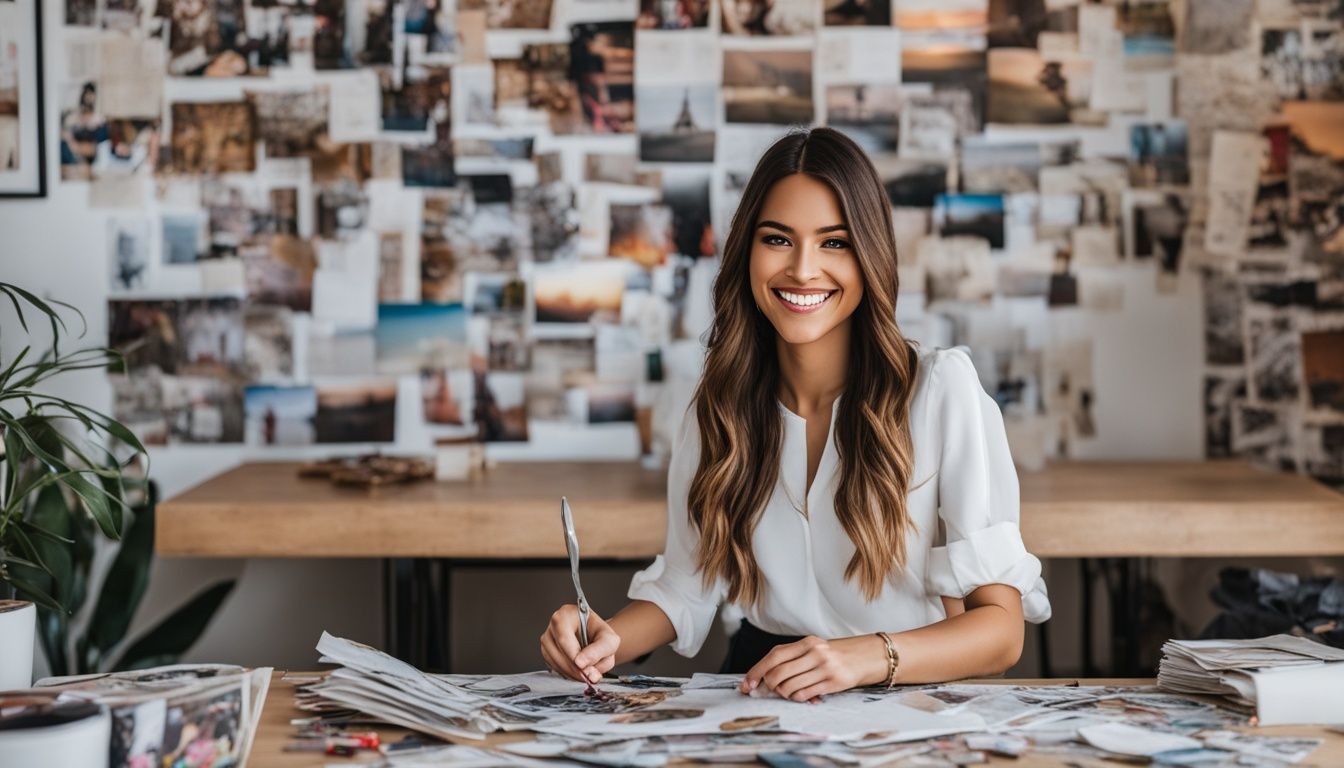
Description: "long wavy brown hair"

(688, 127), (922, 606)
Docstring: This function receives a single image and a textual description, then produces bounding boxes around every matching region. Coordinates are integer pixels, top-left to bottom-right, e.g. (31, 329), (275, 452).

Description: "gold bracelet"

(875, 631), (899, 690)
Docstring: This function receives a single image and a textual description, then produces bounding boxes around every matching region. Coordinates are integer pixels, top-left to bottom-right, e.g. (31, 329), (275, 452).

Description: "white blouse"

(628, 344), (1052, 658)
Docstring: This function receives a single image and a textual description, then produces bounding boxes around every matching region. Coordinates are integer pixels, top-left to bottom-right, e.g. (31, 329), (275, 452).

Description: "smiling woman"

(540, 127), (1050, 704)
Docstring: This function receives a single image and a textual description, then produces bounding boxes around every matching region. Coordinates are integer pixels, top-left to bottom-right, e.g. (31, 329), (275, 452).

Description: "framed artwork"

(0, 0), (47, 198)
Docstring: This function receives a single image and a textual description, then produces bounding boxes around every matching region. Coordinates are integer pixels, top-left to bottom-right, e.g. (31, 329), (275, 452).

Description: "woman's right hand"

(540, 604), (621, 684)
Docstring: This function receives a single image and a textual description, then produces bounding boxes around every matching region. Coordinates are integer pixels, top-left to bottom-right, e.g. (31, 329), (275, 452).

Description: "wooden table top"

(250, 671), (1344, 767)
(158, 459), (1344, 559)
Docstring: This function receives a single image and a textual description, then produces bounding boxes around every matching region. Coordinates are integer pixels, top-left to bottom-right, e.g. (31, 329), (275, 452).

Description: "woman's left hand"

(739, 635), (887, 702)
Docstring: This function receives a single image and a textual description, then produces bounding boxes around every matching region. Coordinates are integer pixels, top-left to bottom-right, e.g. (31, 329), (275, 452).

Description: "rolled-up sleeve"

(924, 346), (1052, 624)
(627, 408), (727, 656)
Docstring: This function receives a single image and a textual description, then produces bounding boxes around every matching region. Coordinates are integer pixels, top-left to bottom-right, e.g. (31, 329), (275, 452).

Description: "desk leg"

(383, 557), (454, 673)
(1080, 557), (1149, 677)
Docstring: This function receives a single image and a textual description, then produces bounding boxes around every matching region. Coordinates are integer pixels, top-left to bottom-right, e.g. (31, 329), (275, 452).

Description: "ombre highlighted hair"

(688, 127), (922, 605)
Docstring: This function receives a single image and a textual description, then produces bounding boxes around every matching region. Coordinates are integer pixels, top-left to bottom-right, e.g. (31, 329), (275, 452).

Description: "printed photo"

(1128, 122), (1189, 187)
(314, 378), (398, 443)
(243, 305), (294, 381)
(826, 84), (903, 154)
(162, 374), (246, 444)
(570, 22), (636, 134)
(109, 218), (151, 293)
(721, 0), (817, 35)
(421, 367), (474, 426)
(169, 101), (257, 174)
(244, 385), (316, 445)
(609, 202), (675, 268)
(638, 84), (716, 163)
(474, 370), (528, 442)
(986, 47), (1070, 124)
(109, 299), (182, 373)
(243, 235), (317, 312)
(534, 260), (628, 323)
(723, 49), (814, 125)
(637, 0), (711, 29)
(934, 193), (1006, 249)
(376, 302), (470, 374)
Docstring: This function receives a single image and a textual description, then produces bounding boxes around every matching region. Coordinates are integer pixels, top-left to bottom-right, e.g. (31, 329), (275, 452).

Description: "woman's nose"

(787, 243), (823, 281)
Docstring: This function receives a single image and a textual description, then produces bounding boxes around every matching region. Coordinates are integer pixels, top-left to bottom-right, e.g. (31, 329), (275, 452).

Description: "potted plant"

(0, 282), (147, 688)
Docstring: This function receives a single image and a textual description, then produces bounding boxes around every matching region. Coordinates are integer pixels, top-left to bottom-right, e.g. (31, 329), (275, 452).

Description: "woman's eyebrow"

(756, 220), (849, 234)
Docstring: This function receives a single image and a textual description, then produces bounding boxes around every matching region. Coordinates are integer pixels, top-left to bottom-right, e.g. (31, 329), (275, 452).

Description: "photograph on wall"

(721, 0), (817, 36)
(0, 0), (46, 196)
(609, 202), (675, 268)
(533, 260), (628, 324)
(826, 84), (903, 154)
(723, 49), (814, 125)
(474, 370), (529, 441)
(638, 0), (711, 29)
(314, 378), (398, 443)
(934, 193), (1006, 249)
(421, 367), (475, 427)
(169, 101), (257, 174)
(162, 374), (246, 444)
(569, 22), (635, 134)
(242, 305), (295, 381)
(376, 302), (470, 374)
(244, 384), (317, 446)
(108, 217), (152, 292)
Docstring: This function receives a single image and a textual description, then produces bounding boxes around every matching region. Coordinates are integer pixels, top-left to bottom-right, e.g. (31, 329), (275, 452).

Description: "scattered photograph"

(824, 0), (889, 26)
(249, 87), (330, 158)
(1245, 309), (1301, 404)
(242, 305), (294, 381)
(244, 385), (316, 445)
(314, 378), (398, 443)
(723, 49), (814, 125)
(58, 81), (106, 181)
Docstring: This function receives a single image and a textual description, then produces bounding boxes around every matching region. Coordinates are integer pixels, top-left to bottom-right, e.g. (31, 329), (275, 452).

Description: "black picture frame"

(0, 0), (48, 198)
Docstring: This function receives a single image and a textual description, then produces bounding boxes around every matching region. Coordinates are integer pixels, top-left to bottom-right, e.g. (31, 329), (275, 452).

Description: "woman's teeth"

(775, 289), (833, 307)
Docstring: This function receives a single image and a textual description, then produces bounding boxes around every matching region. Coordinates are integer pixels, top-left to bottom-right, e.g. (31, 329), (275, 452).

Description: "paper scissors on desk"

(561, 496), (591, 649)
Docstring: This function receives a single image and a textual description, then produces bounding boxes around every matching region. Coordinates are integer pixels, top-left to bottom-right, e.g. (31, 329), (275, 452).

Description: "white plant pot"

(0, 700), (111, 768)
(0, 600), (35, 690)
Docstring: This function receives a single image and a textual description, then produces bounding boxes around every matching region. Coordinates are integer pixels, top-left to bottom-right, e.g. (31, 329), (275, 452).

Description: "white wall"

(0, 0), (1244, 679)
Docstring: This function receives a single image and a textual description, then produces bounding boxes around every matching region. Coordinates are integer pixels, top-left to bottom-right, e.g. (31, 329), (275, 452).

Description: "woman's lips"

(772, 288), (836, 314)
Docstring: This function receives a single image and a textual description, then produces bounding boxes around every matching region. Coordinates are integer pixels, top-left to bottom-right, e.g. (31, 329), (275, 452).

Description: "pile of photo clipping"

(11, 663), (271, 767)
(299, 632), (1329, 766)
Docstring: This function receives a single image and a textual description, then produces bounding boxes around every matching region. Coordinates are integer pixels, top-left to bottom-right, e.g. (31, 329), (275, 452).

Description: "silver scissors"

(561, 496), (591, 650)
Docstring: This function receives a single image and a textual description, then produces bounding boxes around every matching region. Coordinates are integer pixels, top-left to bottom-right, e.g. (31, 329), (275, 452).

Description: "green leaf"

(109, 580), (236, 672)
(26, 484), (74, 605)
(60, 471), (124, 540)
(86, 483), (157, 659)
(8, 571), (62, 612)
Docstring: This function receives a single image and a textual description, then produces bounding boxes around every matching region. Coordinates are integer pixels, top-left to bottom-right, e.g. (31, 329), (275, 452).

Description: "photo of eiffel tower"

(638, 82), (716, 162)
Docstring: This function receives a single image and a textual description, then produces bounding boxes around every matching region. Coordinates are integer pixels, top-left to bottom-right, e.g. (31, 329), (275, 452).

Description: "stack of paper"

(20, 663), (272, 768)
(1158, 635), (1344, 725)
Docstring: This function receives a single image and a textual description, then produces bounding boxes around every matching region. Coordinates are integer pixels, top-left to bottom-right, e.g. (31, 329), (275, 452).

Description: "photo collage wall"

(60, 0), (1342, 486)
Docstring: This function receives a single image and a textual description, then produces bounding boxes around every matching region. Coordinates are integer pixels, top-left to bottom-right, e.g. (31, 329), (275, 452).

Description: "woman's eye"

(822, 238), (851, 249)
(762, 234), (790, 246)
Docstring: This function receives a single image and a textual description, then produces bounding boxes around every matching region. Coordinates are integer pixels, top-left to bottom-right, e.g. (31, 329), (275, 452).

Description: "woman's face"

(748, 173), (864, 347)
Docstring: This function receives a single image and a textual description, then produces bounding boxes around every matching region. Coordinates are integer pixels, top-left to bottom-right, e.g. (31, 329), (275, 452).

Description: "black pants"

(719, 619), (805, 673)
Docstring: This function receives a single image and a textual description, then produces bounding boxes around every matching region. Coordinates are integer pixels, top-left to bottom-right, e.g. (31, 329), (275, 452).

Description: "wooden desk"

(157, 459), (1344, 674)
(250, 671), (1344, 767)
(159, 459), (1344, 559)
